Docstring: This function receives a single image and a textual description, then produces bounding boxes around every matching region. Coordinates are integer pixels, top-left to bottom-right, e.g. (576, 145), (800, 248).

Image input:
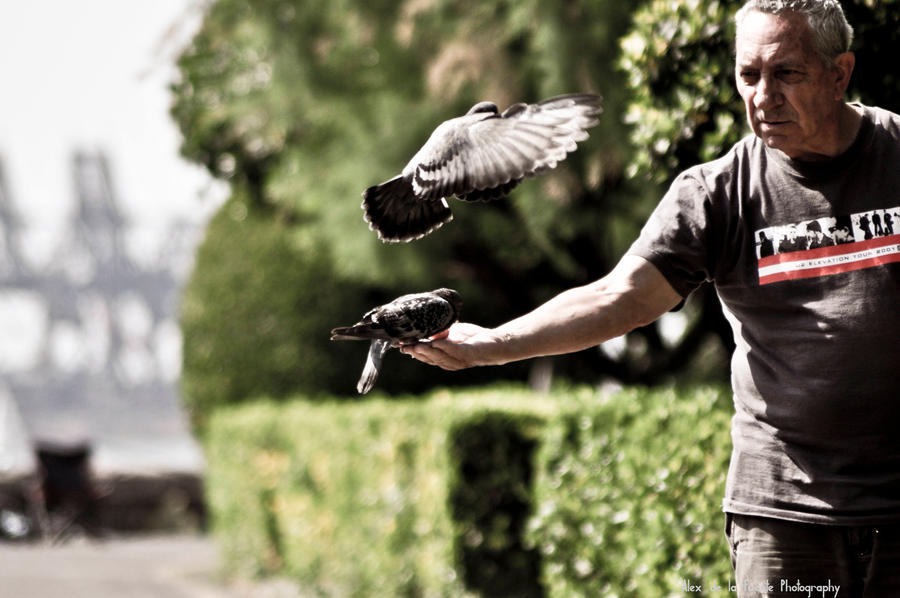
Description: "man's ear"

(832, 51), (855, 100)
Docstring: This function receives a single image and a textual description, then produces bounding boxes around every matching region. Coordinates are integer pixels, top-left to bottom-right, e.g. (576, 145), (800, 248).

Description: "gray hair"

(735, 0), (854, 67)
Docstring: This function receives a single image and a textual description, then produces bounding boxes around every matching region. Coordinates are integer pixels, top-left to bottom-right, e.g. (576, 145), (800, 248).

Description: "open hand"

(400, 322), (497, 371)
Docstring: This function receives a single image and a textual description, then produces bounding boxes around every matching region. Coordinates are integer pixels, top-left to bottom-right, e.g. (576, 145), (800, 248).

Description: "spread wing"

(411, 94), (602, 201)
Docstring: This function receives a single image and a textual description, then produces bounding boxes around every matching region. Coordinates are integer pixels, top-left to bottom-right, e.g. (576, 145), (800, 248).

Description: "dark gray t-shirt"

(629, 104), (900, 524)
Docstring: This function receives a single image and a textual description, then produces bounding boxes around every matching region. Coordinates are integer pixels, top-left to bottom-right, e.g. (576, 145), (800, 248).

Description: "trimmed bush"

(528, 387), (733, 597)
(204, 386), (733, 597)
(205, 386), (560, 598)
(206, 398), (454, 596)
(448, 412), (545, 598)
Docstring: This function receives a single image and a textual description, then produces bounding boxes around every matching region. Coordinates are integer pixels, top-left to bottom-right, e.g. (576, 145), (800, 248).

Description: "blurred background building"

(0, 1), (226, 539)
(0, 151), (206, 538)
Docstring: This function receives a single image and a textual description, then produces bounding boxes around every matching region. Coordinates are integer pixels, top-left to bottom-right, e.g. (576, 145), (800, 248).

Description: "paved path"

(0, 534), (303, 598)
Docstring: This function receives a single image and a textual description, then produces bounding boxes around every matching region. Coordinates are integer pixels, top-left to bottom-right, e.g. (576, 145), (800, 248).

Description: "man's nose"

(753, 74), (780, 110)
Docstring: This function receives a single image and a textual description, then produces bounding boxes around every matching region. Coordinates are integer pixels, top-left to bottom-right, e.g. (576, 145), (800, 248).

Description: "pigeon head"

(466, 101), (499, 116)
(432, 287), (463, 314)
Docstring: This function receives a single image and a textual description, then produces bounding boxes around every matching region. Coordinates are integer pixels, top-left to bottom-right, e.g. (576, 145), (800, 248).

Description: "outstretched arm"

(401, 255), (682, 371)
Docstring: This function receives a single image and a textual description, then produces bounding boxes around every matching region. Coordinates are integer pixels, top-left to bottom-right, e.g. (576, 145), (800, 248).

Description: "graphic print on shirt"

(755, 206), (900, 285)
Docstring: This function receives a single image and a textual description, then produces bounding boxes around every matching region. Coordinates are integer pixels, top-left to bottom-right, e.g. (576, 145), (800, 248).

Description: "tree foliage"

(180, 192), (515, 424)
(172, 0), (649, 287)
(173, 0), (684, 407)
(620, 0), (900, 184)
(173, 0), (899, 408)
(179, 193), (366, 427)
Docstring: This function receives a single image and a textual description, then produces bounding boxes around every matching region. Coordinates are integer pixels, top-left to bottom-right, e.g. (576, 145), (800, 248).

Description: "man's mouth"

(758, 120), (791, 135)
(759, 116), (790, 127)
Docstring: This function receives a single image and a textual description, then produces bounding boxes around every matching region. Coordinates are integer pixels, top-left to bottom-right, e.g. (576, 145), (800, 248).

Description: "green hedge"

(527, 386), (733, 597)
(205, 386), (733, 597)
(448, 411), (546, 598)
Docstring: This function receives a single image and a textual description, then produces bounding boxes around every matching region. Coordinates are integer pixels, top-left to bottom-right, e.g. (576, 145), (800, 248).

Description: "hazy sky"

(0, 0), (226, 263)
(0, 3), (224, 461)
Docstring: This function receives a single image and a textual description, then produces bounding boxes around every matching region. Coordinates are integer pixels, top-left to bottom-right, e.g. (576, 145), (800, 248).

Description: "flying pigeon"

(330, 288), (463, 394)
(362, 93), (602, 242)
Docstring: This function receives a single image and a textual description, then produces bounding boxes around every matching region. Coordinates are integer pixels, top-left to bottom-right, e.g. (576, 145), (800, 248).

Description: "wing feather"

(364, 94), (601, 241)
(410, 93), (602, 201)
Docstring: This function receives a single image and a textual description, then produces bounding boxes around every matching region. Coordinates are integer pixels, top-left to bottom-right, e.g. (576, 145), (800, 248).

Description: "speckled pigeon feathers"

(362, 93), (602, 242)
(330, 288), (462, 346)
(330, 288), (463, 394)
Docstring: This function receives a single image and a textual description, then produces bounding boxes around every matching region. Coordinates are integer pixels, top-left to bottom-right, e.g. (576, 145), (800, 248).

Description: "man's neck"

(835, 102), (864, 156)
(787, 103), (863, 163)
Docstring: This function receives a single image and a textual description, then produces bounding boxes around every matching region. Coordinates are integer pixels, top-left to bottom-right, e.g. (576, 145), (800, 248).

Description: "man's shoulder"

(860, 103), (900, 119)
(674, 133), (761, 189)
(858, 103), (900, 137)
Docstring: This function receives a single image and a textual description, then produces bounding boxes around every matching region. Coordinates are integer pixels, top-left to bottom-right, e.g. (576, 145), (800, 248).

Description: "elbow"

(629, 297), (665, 330)
(614, 305), (656, 339)
(591, 282), (669, 339)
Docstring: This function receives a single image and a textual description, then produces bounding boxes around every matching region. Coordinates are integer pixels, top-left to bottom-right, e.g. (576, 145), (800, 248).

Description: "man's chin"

(758, 130), (793, 149)
(756, 118), (794, 138)
(761, 134), (786, 150)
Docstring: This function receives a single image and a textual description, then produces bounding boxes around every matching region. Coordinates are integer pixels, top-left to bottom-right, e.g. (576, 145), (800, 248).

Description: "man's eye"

(740, 71), (759, 82)
(778, 69), (803, 81)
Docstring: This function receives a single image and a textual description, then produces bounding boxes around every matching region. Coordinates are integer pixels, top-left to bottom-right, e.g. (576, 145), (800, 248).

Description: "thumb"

(429, 329), (451, 341)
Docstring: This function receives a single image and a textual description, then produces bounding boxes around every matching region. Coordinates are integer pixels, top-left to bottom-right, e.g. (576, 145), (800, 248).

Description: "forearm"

(404, 255), (682, 370)
(489, 278), (652, 364)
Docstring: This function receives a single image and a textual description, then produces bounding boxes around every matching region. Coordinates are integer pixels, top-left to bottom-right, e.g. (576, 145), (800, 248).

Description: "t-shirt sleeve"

(627, 171), (717, 298)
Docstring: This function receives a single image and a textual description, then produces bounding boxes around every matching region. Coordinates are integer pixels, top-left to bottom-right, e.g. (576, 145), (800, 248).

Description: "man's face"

(735, 11), (845, 160)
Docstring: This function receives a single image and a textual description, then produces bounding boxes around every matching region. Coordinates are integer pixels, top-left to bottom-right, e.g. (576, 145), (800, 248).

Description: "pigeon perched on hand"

(330, 288), (463, 394)
(362, 93), (602, 242)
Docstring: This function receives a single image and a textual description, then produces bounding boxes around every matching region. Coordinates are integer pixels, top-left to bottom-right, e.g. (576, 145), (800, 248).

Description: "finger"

(403, 342), (446, 364)
(402, 342), (467, 371)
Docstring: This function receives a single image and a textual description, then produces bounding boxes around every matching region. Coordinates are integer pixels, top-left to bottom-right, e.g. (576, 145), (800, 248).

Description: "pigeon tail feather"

(357, 339), (390, 394)
(331, 326), (377, 341)
(362, 175), (452, 243)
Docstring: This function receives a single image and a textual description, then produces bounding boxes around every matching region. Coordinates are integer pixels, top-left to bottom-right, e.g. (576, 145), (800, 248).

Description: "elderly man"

(404, 0), (900, 595)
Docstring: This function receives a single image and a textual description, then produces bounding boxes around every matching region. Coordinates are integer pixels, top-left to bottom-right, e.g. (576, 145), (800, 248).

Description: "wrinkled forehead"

(735, 10), (817, 65)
